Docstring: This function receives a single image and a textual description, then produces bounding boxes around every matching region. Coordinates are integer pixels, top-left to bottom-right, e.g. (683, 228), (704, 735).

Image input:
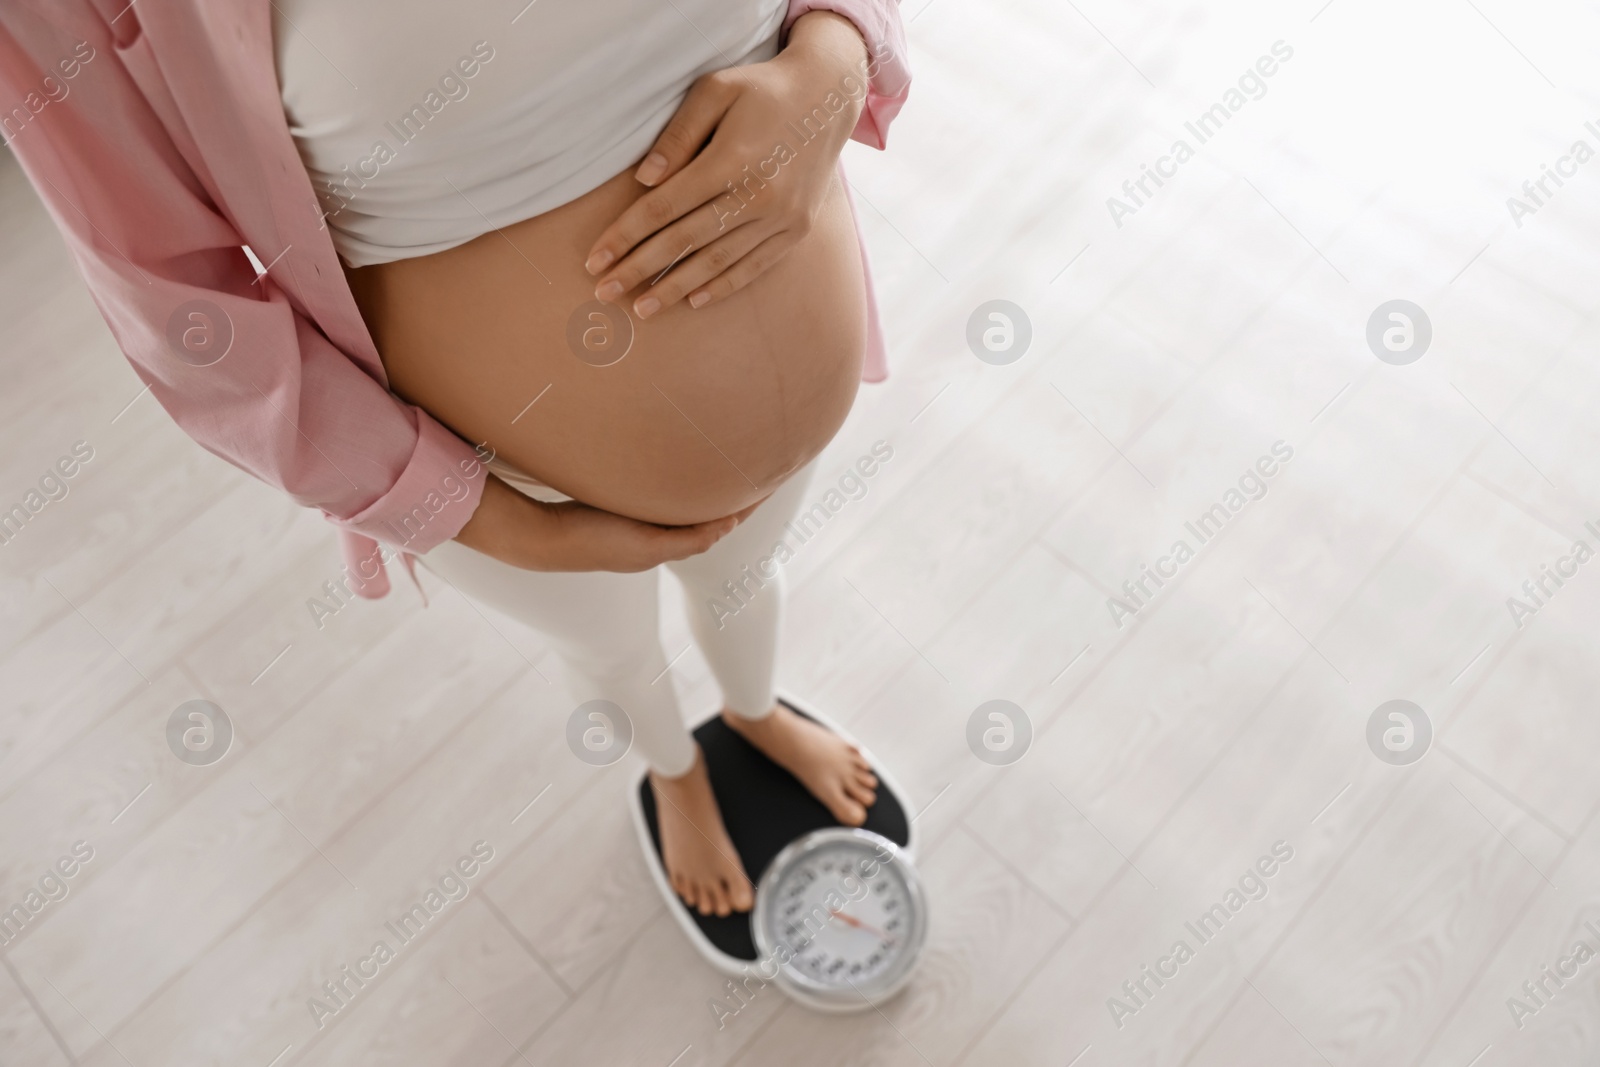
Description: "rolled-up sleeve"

(784, 0), (912, 150)
(0, 3), (484, 564)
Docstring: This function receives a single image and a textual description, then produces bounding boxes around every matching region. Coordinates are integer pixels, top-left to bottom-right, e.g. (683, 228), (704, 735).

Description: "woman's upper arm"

(0, 1), (484, 553)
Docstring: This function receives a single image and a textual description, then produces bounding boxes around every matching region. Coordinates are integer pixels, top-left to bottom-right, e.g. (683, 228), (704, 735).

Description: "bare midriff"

(344, 167), (866, 527)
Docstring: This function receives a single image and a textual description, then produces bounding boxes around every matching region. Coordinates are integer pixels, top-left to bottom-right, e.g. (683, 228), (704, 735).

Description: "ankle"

(722, 705), (780, 732)
(650, 745), (705, 789)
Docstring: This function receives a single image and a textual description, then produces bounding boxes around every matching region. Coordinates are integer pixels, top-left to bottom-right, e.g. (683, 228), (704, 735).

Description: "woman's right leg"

(419, 540), (754, 915)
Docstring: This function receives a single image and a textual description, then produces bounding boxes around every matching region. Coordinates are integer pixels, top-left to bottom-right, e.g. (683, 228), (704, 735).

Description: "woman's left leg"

(420, 540), (696, 777)
(665, 461), (815, 717)
(666, 460), (879, 823)
(420, 539), (754, 915)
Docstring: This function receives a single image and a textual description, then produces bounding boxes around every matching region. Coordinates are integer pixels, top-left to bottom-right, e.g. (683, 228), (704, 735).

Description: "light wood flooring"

(4, 0), (1600, 1063)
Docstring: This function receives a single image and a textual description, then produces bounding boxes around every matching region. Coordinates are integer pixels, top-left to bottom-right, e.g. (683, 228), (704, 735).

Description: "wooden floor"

(5, 0), (1600, 1063)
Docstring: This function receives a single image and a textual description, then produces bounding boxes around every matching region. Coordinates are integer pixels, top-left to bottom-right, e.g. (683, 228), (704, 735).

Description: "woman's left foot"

(723, 703), (878, 824)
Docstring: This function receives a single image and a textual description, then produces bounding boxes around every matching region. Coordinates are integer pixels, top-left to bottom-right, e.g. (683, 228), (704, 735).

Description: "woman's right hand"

(450, 474), (757, 572)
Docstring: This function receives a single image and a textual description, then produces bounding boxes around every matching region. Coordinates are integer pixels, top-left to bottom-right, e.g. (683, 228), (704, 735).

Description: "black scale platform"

(637, 699), (911, 960)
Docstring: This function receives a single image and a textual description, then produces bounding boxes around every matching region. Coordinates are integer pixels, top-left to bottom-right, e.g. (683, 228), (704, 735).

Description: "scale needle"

(830, 909), (893, 942)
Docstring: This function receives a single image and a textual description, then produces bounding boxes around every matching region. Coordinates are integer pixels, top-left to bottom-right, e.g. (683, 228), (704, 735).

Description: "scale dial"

(752, 828), (928, 1011)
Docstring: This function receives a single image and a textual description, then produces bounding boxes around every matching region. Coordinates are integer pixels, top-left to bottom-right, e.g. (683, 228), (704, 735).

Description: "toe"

(844, 778), (877, 808)
(836, 794), (867, 826)
(709, 882), (732, 917)
(730, 878), (754, 912)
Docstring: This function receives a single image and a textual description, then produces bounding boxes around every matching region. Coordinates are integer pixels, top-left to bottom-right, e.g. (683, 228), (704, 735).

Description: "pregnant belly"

(344, 167), (867, 527)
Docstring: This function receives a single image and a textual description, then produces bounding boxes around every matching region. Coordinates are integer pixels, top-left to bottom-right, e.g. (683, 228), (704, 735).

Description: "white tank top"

(272, 0), (786, 267)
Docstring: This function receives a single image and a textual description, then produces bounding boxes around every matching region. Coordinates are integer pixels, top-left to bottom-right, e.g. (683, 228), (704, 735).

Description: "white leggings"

(421, 461), (818, 778)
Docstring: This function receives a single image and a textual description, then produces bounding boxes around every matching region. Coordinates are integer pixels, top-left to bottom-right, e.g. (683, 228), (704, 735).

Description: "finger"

(591, 196), (752, 314)
(650, 516), (740, 562)
(686, 516), (741, 544)
(628, 222), (774, 318)
(586, 147), (737, 277)
(633, 72), (739, 188)
(682, 230), (804, 311)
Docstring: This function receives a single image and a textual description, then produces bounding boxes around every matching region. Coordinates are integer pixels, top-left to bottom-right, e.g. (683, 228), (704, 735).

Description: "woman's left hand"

(583, 11), (869, 319)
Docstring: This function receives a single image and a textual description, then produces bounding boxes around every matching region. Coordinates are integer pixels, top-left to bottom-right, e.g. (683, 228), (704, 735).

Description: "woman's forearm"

(450, 473), (754, 573)
(784, 10), (871, 91)
(450, 474), (555, 568)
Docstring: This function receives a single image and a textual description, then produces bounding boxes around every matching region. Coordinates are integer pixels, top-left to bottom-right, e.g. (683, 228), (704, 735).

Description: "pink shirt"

(0, 0), (909, 597)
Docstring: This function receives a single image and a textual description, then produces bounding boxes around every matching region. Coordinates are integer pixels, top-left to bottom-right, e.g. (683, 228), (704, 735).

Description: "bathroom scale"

(629, 694), (926, 1011)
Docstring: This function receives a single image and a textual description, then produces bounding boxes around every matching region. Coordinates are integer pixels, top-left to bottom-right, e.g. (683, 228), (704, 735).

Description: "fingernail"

(595, 280), (623, 302)
(688, 291), (709, 309)
(634, 295), (661, 318)
(636, 152), (668, 186)
(585, 249), (613, 275)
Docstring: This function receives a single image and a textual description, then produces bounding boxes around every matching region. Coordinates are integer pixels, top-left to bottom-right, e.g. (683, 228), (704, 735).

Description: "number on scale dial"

(770, 842), (915, 989)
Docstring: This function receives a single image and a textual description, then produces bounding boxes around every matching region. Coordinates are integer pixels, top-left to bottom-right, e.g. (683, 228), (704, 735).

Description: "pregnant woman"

(0, 0), (909, 919)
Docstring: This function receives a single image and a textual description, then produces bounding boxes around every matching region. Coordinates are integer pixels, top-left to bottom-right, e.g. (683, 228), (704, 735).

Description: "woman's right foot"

(650, 746), (754, 916)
